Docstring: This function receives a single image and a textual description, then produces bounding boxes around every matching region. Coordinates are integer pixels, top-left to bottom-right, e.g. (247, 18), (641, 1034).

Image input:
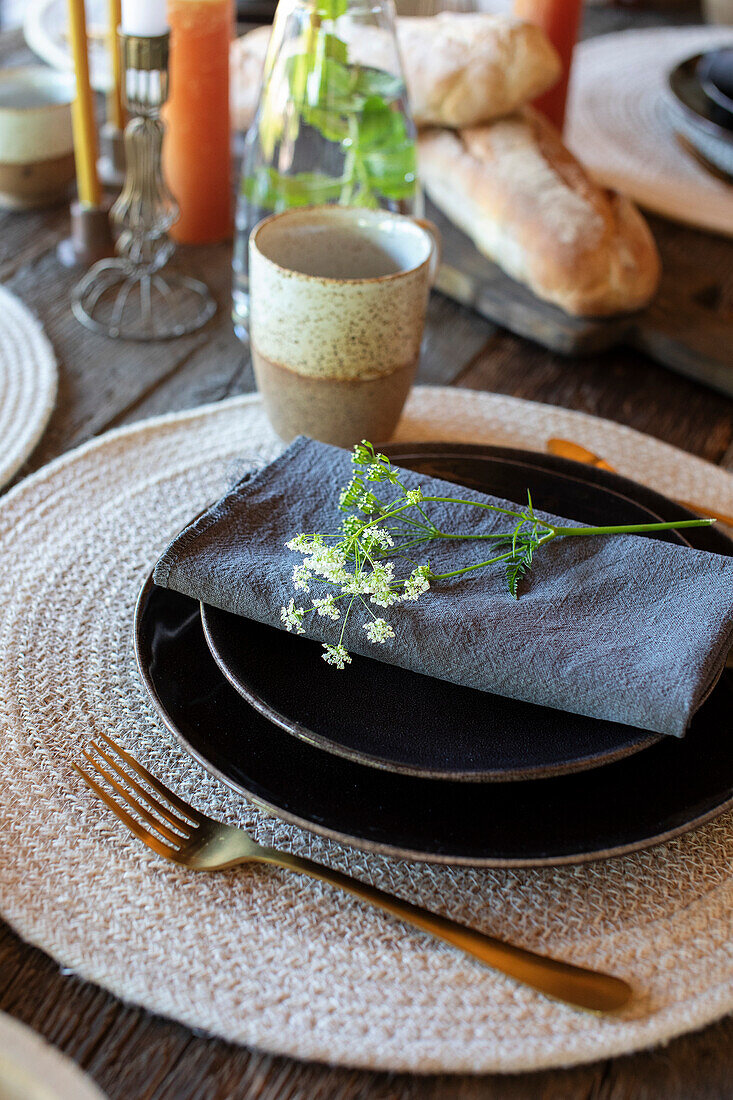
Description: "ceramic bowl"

(698, 48), (733, 127)
(667, 52), (733, 178)
(0, 66), (75, 210)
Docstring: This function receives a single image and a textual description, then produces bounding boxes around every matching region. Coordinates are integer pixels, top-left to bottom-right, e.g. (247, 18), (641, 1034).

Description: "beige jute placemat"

(567, 26), (733, 237)
(0, 284), (57, 488)
(2, 387), (733, 1075)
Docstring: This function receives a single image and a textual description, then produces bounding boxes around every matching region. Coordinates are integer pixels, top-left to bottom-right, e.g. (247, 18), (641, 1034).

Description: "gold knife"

(546, 438), (733, 528)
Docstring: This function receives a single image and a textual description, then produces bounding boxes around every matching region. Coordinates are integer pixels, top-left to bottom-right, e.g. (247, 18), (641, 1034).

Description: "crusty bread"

(230, 14), (561, 132)
(418, 111), (661, 316)
(395, 14), (561, 128)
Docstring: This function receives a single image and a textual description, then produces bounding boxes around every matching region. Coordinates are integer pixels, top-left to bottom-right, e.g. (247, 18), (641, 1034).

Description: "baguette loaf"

(418, 112), (661, 316)
(230, 14), (561, 132)
(397, 14), (561, 129)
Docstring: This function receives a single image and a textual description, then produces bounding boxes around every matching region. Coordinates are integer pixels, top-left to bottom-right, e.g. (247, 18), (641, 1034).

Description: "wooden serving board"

(428, 200), (733, 397)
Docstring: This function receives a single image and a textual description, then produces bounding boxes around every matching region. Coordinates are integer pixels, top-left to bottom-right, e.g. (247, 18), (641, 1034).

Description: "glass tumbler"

(232, 0), (421, 332)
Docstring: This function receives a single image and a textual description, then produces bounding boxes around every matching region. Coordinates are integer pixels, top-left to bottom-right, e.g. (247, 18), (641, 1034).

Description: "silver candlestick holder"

(72, 32), (216, 341)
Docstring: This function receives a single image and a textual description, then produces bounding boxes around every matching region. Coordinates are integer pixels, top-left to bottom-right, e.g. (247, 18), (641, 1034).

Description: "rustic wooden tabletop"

(2, 3), (733, 1097)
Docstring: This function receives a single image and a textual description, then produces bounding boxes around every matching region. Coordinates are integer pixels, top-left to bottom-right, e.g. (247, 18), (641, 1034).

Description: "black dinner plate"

(134, 445), (733, 867)
(669, 53), (733, 142)
(199, 446), (680, 781)
(698, 49), (733, 128)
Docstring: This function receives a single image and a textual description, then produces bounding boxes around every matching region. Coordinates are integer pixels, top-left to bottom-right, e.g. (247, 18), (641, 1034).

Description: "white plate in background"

(0, 1012), (106, 1100)
(24, 0), (112, 92)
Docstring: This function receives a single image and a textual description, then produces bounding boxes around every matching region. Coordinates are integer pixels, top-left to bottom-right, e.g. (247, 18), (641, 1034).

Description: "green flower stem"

(549, 519), (713, 537)
(338, 595), (356, 646)
(351, 504), (713, 567)
(431, 549), (519, 581)
(422, 498), (714, 537)
(426, 519), (713, 582)
(421, 496), (527, 520)
(434, 531), (524, 541)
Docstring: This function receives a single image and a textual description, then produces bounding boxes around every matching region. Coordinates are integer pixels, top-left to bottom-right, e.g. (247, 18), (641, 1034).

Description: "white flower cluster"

(341, 514), (363, 537)
(363, 618), (395, 643)
(286, 535), (349, 585)
(280, 444), (437, 668)
(292, 563), (312, 592)
(338, 477), (381, 515)
(280, 599), (306, 634)
(322, 644), (351, 669)
(365, 526), (394, 551)
(334, 560), (397, 607)
(313, 595), (340, 620)
(402, 564), (431, 601)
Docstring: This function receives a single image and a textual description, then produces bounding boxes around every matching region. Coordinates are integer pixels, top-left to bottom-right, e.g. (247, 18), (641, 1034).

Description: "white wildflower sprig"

(313, 595), (340, 620)
(322, 644), (351, 669)
(280, 599), (306, 634)
(402, 564), (431, 601)
(279, 439), (713, 669)
(363, 618), (395, 644)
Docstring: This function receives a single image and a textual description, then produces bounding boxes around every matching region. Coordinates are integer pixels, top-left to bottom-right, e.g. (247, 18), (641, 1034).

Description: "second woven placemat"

(1, 388), (733, 1074)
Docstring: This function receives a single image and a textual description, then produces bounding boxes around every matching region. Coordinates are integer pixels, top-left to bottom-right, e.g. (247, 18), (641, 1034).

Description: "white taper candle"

(120, 0), (169, 36)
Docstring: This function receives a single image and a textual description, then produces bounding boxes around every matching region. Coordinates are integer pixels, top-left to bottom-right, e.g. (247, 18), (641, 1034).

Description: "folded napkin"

(154, 437), (733, 738)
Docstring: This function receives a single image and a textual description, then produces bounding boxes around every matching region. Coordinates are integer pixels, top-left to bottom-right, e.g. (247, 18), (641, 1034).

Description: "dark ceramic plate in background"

(200, 446), (677, 782)
(134, 445), (733, 867)
(698, 49), (733, 128)
(669, 53), (733, 139)
(668, 53), (733, 178)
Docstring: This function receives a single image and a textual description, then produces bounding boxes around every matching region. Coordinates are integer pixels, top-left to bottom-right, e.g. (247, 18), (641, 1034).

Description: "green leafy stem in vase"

(281, 441), (714, 669)
(245, 0), (418, 211)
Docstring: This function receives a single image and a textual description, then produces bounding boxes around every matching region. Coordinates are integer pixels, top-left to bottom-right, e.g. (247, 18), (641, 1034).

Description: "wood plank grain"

(111, 291), (495, 428)
(455, 330), (733, 465)
(4, 918), (733, 1099)
(6, 240), (493, 474)
(6, 238), (243, 474)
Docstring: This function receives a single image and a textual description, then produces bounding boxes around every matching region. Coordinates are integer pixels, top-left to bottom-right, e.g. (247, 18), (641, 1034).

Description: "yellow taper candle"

(67, 0), (101, 207)
(107, 0), (124, 129)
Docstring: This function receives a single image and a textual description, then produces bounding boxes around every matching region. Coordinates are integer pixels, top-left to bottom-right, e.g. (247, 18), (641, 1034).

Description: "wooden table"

(3, 4), (733, 1097)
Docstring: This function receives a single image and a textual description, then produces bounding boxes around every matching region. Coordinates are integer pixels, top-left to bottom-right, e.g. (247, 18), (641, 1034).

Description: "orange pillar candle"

(514, 0), (583, 133)
(163, 0), (233, 244)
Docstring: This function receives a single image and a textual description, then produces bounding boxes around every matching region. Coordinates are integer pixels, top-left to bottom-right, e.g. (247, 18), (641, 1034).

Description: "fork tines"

(75, 731), (201, 860)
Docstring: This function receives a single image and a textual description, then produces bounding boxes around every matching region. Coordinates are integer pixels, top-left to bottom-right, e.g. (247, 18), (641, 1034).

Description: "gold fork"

(75, 732), (631, 1013)
(547, 438), (733, 528)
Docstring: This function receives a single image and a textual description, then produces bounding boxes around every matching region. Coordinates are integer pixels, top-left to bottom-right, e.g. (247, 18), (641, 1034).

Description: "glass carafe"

(232, 0), (421, 332)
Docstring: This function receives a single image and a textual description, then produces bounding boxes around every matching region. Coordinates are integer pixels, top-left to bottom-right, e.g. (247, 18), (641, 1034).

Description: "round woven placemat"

(0, 285), (57, 489)
(567, 26), (733, 236)
(2, 387), (733, 1075)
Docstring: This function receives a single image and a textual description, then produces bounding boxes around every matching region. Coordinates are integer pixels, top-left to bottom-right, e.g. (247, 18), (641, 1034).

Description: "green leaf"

(362, 138), (418, 201)
(356, 95), (404, 149)
(505, 537), (538, 599)
(366, 170), (417, 202)
(285, 42), (352, 108)
(352, 68), (404, 103)
(316, 0), (348, 22)
(284, 52), (314, 107)
(322, 32), (348, 64)
(303, 105), (350, 142)
(505, 555), (529, 599)
(317, 56), (355, 104)
(243, 167), (346, 210)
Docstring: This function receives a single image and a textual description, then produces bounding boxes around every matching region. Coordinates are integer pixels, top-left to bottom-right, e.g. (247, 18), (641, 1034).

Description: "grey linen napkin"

(153, 436), (733, 738)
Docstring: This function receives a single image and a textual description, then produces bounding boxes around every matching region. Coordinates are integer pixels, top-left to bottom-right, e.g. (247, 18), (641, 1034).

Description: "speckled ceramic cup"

(248, 206), (440, 447)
